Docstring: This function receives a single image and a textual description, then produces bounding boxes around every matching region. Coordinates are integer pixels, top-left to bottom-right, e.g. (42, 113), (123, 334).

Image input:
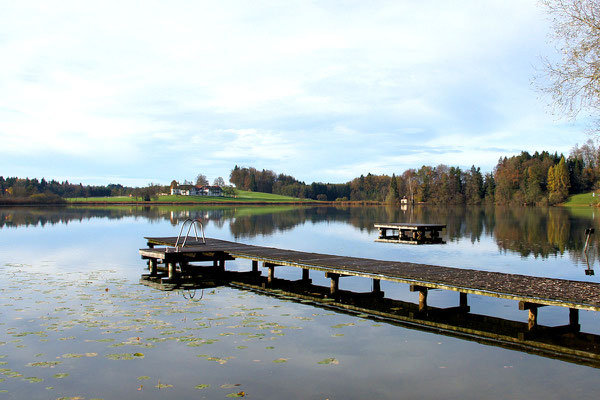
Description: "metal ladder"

(173, 218), (206, 251)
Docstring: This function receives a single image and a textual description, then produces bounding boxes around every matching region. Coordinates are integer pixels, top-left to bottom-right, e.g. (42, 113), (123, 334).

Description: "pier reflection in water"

(140, 262), (600, 369)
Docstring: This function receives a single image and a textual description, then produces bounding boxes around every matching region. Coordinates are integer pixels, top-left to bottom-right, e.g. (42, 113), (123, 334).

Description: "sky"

(0, 0), (592, 186)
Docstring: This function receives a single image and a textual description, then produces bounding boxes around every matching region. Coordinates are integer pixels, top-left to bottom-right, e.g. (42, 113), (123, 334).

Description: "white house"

(170, 182), (223, 197)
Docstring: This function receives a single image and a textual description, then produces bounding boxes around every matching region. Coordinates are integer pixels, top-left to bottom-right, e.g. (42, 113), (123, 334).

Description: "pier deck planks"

(141, 237), (600, 311)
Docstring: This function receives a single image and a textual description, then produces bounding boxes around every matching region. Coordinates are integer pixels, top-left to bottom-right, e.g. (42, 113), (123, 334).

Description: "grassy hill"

(561, 192), (599, 207)
(66, 189), (315, 204)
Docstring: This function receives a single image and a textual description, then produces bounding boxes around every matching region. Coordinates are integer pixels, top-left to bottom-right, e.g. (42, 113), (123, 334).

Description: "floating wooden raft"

(374, 223), (446, 244)
(140, 237), (600, 334)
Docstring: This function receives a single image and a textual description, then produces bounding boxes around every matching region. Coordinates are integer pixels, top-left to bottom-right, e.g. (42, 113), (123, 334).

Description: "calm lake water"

(1, 204), (600, 399)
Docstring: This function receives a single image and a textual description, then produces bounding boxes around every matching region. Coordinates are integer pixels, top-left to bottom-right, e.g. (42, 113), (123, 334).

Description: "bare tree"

(538, 0), (600, 128)
(195, 174), (208, 186)
(213, 177), (225, 187)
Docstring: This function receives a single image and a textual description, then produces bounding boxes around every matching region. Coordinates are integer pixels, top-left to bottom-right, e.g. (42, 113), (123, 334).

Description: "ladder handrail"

(174, 218), (206, 250)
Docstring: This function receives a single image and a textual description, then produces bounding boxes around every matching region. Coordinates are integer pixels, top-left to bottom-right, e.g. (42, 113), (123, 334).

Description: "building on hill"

(170, 181), (223, 197)
(201, 186), (223, 196)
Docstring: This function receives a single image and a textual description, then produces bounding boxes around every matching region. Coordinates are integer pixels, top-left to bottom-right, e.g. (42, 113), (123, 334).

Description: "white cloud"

(0, 0), (581, 185)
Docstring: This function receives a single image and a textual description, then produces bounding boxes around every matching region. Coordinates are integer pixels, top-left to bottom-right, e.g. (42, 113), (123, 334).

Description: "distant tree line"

(229, 140), (600, 205)
(0, 177), (170, 202)
(3, 141), (600, 205)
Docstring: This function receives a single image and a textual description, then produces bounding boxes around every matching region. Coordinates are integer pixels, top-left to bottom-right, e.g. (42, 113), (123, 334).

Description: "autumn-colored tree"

(548, 156), (571, 204)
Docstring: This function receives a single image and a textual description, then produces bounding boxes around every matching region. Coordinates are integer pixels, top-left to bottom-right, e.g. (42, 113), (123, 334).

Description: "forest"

(229, 140), (600, 205)
(2, 140), (600, 205)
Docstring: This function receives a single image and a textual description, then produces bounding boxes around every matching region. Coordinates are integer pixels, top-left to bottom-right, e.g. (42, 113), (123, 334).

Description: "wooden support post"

(266, 263), (275, 284)
(528, 308), (538, 330)
(302, 268), (310, 282)
(218, 258), (225, 270)
(252, 260), (259, 273)
(459, 292), (468, 308)
(328, 273), (339, 295)
(372, 279), (381, 294)
(569, 308), (579, 326)
(518, 301), (543, 330)
(168, 262), (175, 280)
(149, 259), (157, 276)
(410, 285), (428, 312)
(213, 258), (218, 267)
(419, 290), (427, 312)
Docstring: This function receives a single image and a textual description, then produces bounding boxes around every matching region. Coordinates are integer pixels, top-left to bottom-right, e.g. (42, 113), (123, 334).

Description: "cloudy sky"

(0, 0), (591, 186)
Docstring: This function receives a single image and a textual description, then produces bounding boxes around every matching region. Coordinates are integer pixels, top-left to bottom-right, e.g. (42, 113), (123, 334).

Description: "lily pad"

(27, 361), (61, 367)
(105, 353), (144, 360)
(226, 392), (246, 398)
(317, 358), (339, 365)
(221, 383), (241, 388)
(195, 384), (210, 389)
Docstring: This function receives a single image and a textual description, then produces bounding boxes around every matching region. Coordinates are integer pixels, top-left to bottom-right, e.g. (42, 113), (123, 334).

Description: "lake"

(1, 204), (599, 399)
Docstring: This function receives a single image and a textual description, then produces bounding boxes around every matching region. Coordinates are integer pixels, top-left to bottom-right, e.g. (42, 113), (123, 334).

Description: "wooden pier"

(374, 223), (446, 244)
(140, 237), (600, 334)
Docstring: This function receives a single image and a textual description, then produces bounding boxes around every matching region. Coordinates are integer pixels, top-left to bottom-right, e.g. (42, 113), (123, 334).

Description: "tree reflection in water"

(1, 204), (598, 264)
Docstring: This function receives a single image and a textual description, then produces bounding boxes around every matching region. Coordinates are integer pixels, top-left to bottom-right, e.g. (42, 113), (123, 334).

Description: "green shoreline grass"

(561, 192), (599, 207)
(66, 190), (316, 204)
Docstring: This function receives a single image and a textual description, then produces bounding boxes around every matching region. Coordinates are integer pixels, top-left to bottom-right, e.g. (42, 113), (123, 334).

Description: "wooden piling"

(460, 292), (468, 308)
(252, 260), (259, 273)
(528, 308), (538, 330)
(326, 273), (340, 295)
(373, 278), (381, 294)
(149, 259), (157, 276)
(410, 285), (428, 312)
(302, 268), (310, 282)
(570, 308), (579, 326)
(265, 262), (275, 284)
(167, 262), (175, 280)
(519, 301), (544, 330)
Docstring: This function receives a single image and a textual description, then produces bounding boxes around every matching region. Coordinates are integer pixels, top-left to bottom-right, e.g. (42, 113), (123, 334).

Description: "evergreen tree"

(386, 173), (400, 204)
